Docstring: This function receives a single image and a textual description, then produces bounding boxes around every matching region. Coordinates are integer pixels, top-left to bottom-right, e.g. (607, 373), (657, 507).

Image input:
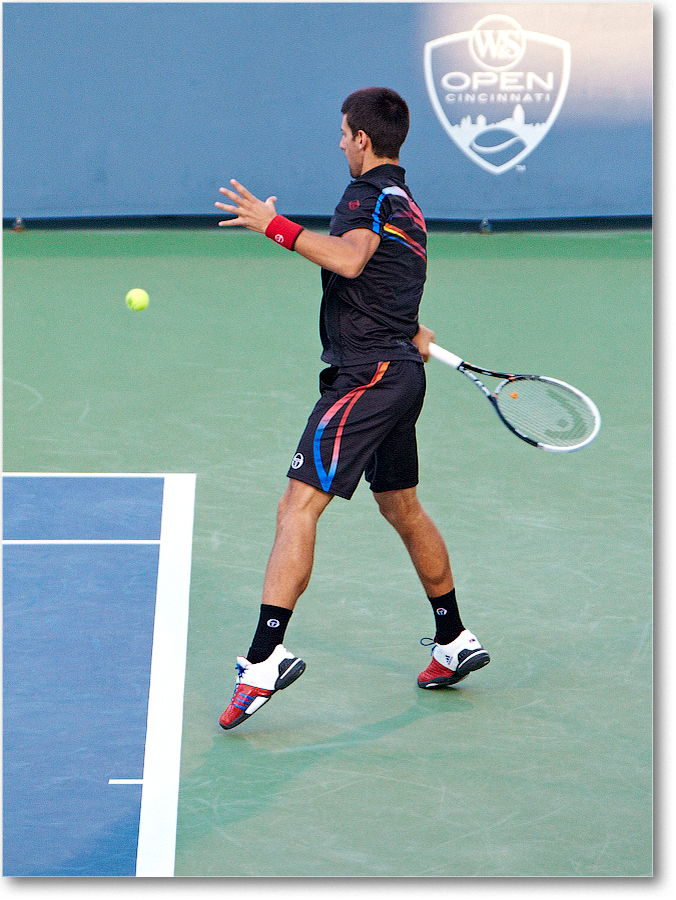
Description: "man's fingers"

(229, 178), (254, 199)
(216, 180), (272, 232)
(218, 186), (241, 203)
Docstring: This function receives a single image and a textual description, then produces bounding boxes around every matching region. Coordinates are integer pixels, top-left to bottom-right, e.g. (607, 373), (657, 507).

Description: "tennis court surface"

(3, 226), (652, 877)
(3, 473), (195, 876)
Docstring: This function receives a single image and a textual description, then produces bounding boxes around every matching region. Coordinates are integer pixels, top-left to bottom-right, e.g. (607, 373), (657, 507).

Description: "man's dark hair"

(341, 87), (410, 159)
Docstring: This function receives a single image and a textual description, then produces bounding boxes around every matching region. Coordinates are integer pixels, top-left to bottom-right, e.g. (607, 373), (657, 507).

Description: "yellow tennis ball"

(125, 288), (149, 311)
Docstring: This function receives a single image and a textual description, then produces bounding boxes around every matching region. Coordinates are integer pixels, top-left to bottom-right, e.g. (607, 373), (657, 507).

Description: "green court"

(3, 225), (652, 877)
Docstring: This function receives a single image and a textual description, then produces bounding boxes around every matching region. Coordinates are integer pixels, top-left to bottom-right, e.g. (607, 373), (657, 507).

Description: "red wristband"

(265, 215), (304, 250)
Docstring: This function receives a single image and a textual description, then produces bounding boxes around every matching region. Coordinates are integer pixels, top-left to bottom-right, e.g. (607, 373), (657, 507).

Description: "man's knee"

(278, 479), (333, 524)
(373, 487), (421, 531)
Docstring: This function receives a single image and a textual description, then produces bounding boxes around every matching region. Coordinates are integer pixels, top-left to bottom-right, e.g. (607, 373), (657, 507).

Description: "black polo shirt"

(319, 164), (427, 366)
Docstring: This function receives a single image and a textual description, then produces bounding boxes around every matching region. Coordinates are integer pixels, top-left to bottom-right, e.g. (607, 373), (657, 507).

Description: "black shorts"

(287, 360), (426, 500)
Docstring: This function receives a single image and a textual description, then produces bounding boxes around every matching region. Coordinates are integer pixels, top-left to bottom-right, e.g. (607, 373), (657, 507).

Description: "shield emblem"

(424, 15), (571, 174)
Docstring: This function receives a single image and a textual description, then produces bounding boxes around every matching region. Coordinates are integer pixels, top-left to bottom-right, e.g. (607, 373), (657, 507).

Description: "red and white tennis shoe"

(417, 629), (490, 688)
(219, 644), (306, 730)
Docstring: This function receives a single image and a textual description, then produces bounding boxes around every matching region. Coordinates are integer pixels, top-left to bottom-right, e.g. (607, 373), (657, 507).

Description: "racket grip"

(428, 343), (463, 369)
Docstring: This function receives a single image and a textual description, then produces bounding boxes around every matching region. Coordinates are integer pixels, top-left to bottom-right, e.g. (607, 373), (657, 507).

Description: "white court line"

(3, 540), (160, 545)
(3, 472), (172, 477)
(134, 473), (195, 878)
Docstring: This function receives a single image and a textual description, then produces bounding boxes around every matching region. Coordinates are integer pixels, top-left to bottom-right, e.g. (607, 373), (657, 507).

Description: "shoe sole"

(418, 649), (490, 689)
(220, 657), (306, 730)
(275, 656), (306, 691)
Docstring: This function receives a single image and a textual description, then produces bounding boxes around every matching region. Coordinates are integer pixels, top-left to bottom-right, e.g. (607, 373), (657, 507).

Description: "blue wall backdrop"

(3, 2), (652, 221)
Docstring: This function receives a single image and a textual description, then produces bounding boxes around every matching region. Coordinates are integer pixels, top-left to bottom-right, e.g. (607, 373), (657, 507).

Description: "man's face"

(340, 115), (364, 178)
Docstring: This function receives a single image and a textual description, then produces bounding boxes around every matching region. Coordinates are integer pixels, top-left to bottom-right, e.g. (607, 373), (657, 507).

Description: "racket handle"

(428, 343), (463, 369)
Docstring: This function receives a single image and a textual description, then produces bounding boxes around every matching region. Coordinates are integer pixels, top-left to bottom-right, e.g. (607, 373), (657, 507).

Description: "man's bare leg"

(373, 486), (454, 597)
(219, 479), (332, 730)
(373, 485), (490, 687)
(261, 479), (334, 610)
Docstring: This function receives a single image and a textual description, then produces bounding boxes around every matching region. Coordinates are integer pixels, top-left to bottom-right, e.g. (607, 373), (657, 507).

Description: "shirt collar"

(356, 163), (405, 181)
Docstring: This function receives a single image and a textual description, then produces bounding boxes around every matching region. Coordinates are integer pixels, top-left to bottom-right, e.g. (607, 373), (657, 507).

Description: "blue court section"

(3, 475), (164, 541)
(2, 474), (189, 877)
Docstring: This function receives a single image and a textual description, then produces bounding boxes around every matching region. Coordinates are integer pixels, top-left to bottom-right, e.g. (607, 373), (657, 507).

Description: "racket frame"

(428, 343), (601, 452)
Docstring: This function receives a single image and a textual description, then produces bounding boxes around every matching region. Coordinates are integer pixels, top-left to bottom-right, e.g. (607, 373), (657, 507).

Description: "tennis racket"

(428, 343), (601, 452)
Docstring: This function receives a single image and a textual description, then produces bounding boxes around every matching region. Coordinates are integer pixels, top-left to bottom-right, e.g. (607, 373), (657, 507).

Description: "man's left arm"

(216, 180), (379, 279)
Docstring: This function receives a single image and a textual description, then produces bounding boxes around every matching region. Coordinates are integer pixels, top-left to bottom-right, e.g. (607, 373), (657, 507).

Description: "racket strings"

(495, 378), (597, 448)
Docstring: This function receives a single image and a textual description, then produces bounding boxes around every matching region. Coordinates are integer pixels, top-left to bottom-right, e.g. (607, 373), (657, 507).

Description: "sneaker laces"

(420, 638), (438, 659)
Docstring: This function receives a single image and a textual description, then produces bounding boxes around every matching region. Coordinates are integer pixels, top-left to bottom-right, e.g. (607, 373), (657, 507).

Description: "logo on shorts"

(424, 14), (570, 174)
(291, 452), (304, 469)
(267, 618), (280, 628)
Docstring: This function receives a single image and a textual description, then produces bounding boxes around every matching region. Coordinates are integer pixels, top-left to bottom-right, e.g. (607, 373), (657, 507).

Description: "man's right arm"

(216, 179), (379, 279)
(293, 228), (379, 279)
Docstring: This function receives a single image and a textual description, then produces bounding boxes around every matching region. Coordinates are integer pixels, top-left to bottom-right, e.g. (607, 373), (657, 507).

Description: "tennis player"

(216, 87), (490, 730)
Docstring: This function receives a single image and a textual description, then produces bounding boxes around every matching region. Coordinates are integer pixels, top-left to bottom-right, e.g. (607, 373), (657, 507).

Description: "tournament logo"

(424, 14), (570, 174)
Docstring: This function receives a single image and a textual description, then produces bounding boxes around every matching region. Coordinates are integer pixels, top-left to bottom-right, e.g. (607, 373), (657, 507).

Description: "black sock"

(428, 589), (464, 645)
(247, 604), (293, 663)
